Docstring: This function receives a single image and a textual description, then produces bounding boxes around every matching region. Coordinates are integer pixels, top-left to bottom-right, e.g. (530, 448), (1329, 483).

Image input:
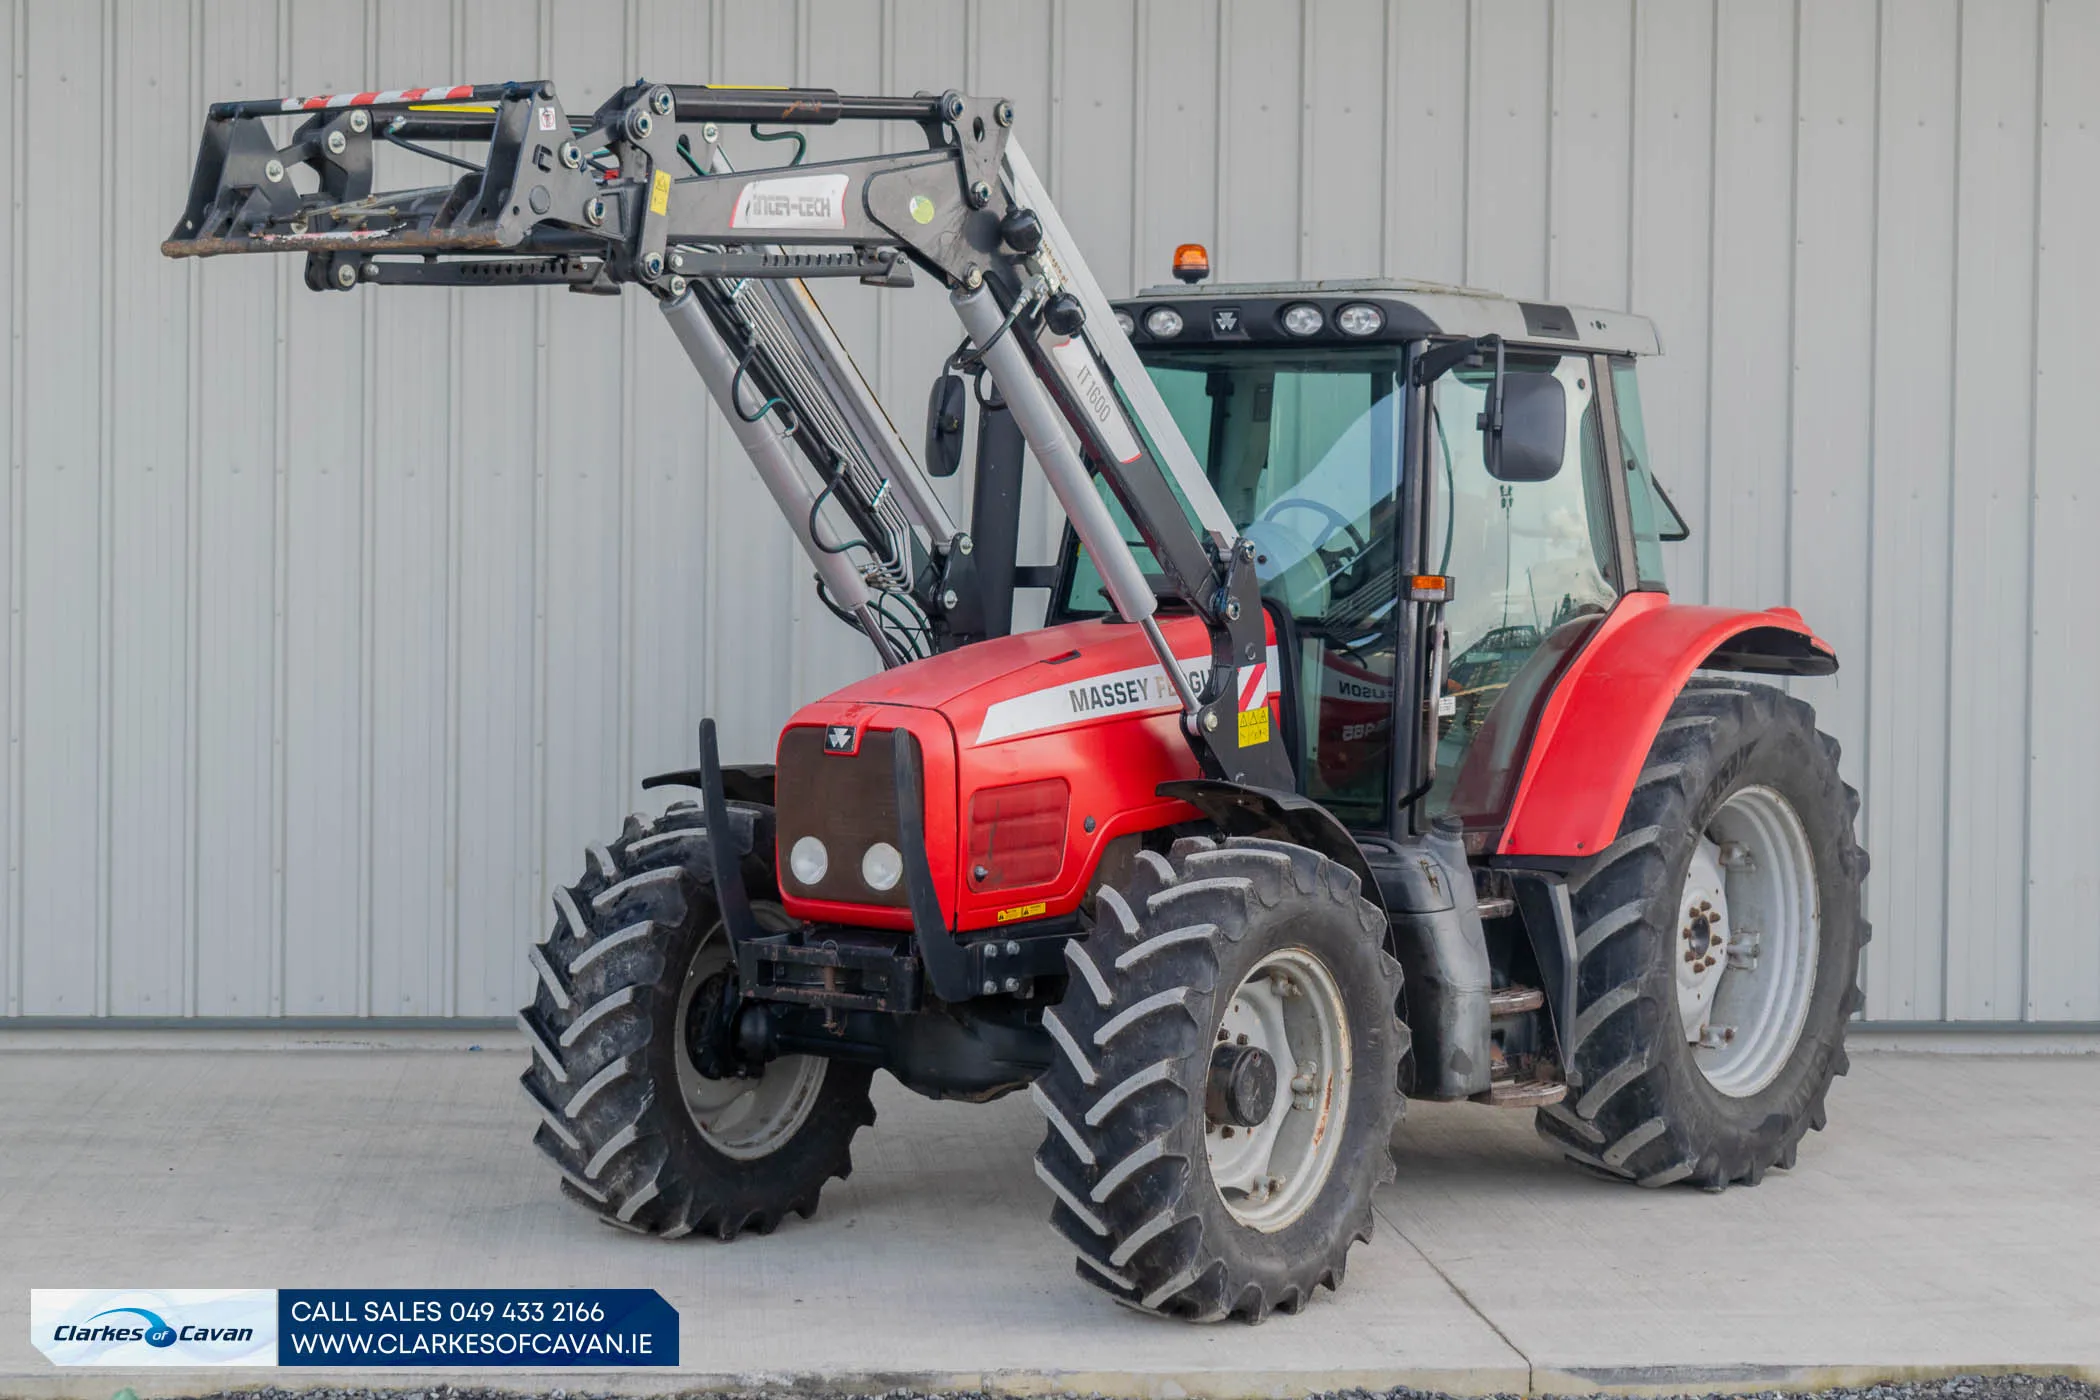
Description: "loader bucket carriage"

(167, 78), (1867, 1320)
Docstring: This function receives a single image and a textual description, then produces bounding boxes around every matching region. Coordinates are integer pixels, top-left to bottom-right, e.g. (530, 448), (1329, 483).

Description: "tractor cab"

(1098, 269), (1689, 849)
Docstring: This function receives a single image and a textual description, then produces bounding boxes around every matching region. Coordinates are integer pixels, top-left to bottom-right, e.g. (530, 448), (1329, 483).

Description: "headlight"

(1280, 303), (1324, 337)
(861, 842), (903, 892)
(1143, 306), (1184, 339)
(1113, 309), (1136, 336)
(788, 835), (829, 886)
(1335, 303), (1383, 337)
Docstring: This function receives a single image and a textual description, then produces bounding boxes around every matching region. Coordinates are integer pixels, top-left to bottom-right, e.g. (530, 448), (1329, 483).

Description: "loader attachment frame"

(164, 78), (1288, 788)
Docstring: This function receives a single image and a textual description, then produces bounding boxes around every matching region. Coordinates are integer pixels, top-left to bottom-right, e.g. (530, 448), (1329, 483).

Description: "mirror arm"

(1477, 335), (1507, 478)
(1412, 334), (1510, 475)
(1479, 335), (1507, 433)
(1411, 333), (1495, 387)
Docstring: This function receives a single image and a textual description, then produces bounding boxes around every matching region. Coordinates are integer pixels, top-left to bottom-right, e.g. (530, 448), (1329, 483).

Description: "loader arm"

(163, 79), (1289, 788)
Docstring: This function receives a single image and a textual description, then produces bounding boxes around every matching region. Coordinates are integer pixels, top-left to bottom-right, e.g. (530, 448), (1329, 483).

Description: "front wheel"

(517, 801), (876, 1236)
(1537, 679), (1868, 1188)
(1030, 836), (1407, 1322)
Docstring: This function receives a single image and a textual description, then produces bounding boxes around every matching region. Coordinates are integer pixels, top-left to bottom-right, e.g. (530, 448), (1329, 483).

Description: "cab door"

(1420, 351), (1627, 840)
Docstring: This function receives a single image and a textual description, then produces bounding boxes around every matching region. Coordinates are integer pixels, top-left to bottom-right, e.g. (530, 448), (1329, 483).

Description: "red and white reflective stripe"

(973, 644), (1282, 746)
(1238, 661), (1268, 712)
(279, 84), (476, 113)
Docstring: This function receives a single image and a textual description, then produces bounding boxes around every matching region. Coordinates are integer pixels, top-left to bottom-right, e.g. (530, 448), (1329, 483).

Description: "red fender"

(1496, 592), (1838, 858)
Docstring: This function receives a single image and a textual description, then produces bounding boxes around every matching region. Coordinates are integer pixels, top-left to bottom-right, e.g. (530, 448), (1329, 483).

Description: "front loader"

(166, 76), (1867, 1322)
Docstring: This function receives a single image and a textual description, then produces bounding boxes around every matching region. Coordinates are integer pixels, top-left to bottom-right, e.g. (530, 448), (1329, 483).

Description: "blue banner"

(277, 1290), (677, 1367)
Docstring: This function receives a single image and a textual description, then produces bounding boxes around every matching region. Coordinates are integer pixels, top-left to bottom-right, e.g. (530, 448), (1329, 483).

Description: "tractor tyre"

(1536, 678), (1868, 1189)
(517, 800), (876, 1237)
(1031, 835), (1407, 1322)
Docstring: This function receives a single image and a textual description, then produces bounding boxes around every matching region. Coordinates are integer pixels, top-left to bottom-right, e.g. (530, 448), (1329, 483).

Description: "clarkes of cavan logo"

(33, 1289), (278, 1367)
(824, 724), (856, 754)
(52, 1305), (255, 1347)
(56, 1307), (181, 1347)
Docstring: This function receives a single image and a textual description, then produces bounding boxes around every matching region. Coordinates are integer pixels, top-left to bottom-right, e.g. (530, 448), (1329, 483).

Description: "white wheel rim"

(1204, 948), (1352, 1233)
(673, 902), (828, 1160)
(1673, 784), (1821, 1097)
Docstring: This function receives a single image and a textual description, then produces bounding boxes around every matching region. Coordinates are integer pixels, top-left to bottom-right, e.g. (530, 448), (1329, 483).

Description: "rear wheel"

(1030, 836), (1407, 1322)
(518, 801), (876, 1236)
(1537, 679), (1868, 1188)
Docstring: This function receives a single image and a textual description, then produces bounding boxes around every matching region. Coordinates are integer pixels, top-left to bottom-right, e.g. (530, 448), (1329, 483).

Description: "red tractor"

(167, 78), (1865, 1323)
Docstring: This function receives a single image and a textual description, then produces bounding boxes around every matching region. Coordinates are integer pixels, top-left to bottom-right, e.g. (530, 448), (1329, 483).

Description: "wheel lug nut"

(1236, 1032), (1248, 1046)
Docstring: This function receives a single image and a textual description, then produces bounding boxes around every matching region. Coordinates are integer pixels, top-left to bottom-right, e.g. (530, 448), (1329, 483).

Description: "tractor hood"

(819, 612), (1273, 750)
(777, 611), (1280, 934)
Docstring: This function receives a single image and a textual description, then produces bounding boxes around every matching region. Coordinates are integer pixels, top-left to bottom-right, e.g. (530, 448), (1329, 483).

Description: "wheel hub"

(684, 965), (755, 1081)
(672, 903), (830, 1160)
(1203, 948), (1352, 1232)
(1674, 841), (1732, 1041)
(1206, 1043), (1278, 1127)
(1672, 785), (1822, 1098)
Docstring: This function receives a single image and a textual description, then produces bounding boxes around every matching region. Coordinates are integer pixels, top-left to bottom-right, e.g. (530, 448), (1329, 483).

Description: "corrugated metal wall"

(1, 0), (2093, 1023)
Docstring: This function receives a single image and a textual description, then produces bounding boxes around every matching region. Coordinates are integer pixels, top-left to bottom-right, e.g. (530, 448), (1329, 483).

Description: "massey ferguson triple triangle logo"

(823, 725), (857, 754)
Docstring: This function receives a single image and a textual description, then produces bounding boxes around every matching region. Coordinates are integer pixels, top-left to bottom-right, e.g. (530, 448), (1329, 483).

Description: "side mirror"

(925, 372), (967, 478)
(1485, 371), (1566, 483)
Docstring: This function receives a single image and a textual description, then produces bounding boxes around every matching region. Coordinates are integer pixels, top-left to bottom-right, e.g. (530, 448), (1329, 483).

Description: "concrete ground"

(1, 1030), (2096, 1398)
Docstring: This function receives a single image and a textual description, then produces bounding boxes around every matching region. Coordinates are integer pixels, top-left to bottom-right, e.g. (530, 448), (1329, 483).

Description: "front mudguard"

(1155, 778), (1386, 920)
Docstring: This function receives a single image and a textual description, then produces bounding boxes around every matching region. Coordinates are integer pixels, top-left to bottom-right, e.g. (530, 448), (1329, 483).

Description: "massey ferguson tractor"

(166, 78), (1866, 1322)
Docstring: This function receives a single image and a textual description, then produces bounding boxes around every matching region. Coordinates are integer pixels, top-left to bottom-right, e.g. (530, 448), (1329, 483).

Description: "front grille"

(775, 725), (911, 909)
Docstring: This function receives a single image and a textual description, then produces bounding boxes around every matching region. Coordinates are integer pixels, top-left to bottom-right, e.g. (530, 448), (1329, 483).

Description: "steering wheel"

(1258, 498), (1370, 576)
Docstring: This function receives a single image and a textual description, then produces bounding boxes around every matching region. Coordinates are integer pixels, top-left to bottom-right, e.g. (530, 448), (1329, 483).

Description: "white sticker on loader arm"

(730, 172), (850, 230)
(1047, 337), (1144, 464)
(974, 646), (1279, 745)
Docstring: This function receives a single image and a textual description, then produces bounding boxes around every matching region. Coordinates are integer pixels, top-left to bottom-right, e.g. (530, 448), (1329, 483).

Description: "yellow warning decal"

(649, 168), (672, 217)
(995, 900), (1049, 924)
(1238, 706), (1271, 748)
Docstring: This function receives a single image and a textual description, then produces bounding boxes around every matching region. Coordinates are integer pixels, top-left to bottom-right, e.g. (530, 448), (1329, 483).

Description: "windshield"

(1056, 348), (1409, 827)
(1059, 348), (1407, 634)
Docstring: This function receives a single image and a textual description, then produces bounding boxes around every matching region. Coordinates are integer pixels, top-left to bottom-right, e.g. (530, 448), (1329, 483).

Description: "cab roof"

(1113, 277), (1662, 358)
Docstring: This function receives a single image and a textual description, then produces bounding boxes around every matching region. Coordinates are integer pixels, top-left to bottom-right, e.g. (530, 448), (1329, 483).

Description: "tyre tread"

(520, 805), (871, 1239)
(1031, 840), (1405, 1323)
(1534, 680), (1867, 1190)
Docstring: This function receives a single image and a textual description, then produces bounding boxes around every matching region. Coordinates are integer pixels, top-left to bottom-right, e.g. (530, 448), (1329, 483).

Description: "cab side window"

(1425, 353), (1618, 826)
(1611, 358), (1672, 591)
